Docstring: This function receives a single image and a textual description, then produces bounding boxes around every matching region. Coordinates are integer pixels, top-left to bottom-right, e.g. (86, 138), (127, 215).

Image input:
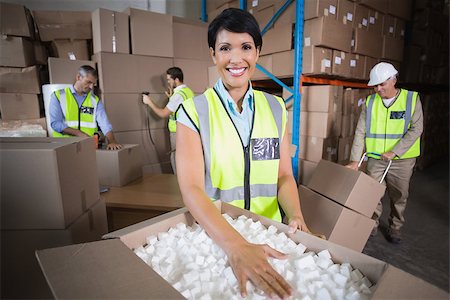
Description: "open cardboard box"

(36, 202), (447, 299)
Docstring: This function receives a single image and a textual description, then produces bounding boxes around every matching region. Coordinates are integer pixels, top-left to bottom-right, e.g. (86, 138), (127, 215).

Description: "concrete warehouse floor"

(362, 157), (449, 293)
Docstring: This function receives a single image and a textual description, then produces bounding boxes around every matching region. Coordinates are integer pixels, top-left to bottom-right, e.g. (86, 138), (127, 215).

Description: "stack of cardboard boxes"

(0, 137), (108, 298)
(0, 2), (47, 133)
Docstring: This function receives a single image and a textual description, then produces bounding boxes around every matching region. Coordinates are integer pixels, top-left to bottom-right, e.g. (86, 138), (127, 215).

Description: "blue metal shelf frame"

(201, 0), (304, 182)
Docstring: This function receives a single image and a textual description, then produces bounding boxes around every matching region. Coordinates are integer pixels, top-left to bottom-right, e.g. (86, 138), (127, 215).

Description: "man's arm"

(95, 100), (122, 150)
(49, 92), (88, 137)
(143, 94), (172, 118)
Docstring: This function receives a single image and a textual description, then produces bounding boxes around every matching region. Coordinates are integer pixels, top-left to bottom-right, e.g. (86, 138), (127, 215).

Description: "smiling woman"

(174, 8), (310, 299)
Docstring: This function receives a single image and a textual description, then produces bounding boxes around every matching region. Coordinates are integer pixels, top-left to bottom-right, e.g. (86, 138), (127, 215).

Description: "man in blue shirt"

(49, 65), (122, 150)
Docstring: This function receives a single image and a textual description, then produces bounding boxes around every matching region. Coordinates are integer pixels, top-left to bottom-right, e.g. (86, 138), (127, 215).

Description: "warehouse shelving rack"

(201, 0), (369, 181)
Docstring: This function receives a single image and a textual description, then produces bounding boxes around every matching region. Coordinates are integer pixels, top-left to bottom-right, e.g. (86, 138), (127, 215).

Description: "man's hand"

(381, 151), (396, 161)
(142, 94), (152, 106)
(227, 242), (293, 299)
(346, 161), (359, 170)
(106, 142), (122, 150)
(288, 215), (310, 234)
(165, 86), (173, 98)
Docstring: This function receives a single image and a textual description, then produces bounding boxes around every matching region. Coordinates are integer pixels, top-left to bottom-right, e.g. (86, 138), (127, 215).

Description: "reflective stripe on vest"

(182, 88), (285, 221)
(53, 88), (99, 137)
(365, 89), (420, 159)
(168, 86), (194, 133)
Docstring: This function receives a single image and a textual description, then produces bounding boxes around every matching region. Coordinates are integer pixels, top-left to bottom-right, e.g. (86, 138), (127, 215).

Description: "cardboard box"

(348, 53), (365, 79)
(1, 199), (107, 299)
(359, 0), (388, 13)
(383, 14), (396, 37)
(173, 17), (210, 61)
(0, 36), (35, 68)
(92, 8), (129, 54)
(0, 2), (34, 38)
(114, 129), (171, 165)
(304, 17), (352, 52)
(352, 27), (382, 58)
(33, 42), (49, 65)
(388, 0), (412, 21)
(0, 66), (41, 94)
(338, 135), (353, 162)
(103, 93), (167, 132)
(33, 10), (92, 41)
(0, 117), (47, 133)
(304, 0), (338, 20)
(96, 144), (143, 187)
(353, 3), (370, 29)
(300, 111), (341, 138)
(382, 35), (404, 61)
(252, 54), (272, 80)
(207, 1), (240, 21)
(307, 159), (386, 217)
(337, 0), (355, 24)
(301, 85), (343, 114)
(260, 23), (293, 55)
(208, 65), (220, 87)
(302, 46), (332, 75)
(93, 52), (173, 94)
(50, 39), (90, 60)
(36, 201), (448, 299)
(0, 93), (40, 120)
(173, 58), (210, 94)
(0, 137), (100, 229)
(340, 113), (351, 137)
(343, 88), (359, 115)
(48, 57), (95, 84)
(364, 56), (378, 80)
(299, 185), (374, 252)
(126, 8), (173, 58)
(394, 18), (406, 39)
(252, 4), (275, 31)
(298, 159), (318, 185)
(367, 9), (383, 35)
(332, 50), (351, 77)
(299, 135), (338, 163)
(272, 50), (295, 77)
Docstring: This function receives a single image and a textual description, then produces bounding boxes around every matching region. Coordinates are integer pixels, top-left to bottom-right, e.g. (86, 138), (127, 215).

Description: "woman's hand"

(287, 216), (310, 234)
(226, 242), (293, 299)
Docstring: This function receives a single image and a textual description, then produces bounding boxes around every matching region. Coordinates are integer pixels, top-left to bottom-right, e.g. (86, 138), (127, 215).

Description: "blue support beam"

(255, 64), (293, 94)
(240, 0), (247, 10)
(201, 0), (207, 22)
(261, 0), (294, 35)
(291, 0), (304, 183)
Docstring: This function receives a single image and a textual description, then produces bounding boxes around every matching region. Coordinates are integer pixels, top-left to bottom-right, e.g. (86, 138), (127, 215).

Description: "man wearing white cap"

(346, 62), (423, 244)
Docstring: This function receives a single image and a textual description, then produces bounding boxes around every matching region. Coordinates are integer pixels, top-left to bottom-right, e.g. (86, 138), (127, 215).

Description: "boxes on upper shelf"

(33, 10), (92, 41)
(92, 8), (130, 54)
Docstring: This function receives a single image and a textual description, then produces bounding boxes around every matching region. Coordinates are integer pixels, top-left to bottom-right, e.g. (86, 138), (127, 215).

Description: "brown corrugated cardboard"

(340, 113), (351, 137)
(247, 0), (275, 11)
(260, 23), (293, 55)
(298, 159), (318, 185)
(36, 201), (448, 299)
(332, 50), (351, 77)
(126, 8), (173, 58)
(300, 111), (341, 138)
(304, 0), (338, 20)
(0, 93), (40, 120)
(0, 36), (35, 67)
(252, 54), (272, 80)
(207, 1), (240, 21)
(252, 5), (275, 31)
(388, 0), (412, 21)
(338, 135), (353, 161)
(33, 11), (92, 41)
(50, 39), (90, 60)
(273, 1), (296, 28)
(359, 0), (388, 13)
(272, 50), (294, 77)
(353, 3), (370, 29)
(364, 56), (378, 80)
(301, 85), (343, 114)
(383, 14), (396, 37)
(299, 135), (338, 163)
(33, 42), (48, 65)
(299, 185), (374, 252)
(0, 137), (99, 229)
(307, 159), (386, 217)
(0, 117), (47, 132)
(208, 65), (220, 87)
(304, 17), (352, 52)
(114, 129), (171, 165)
(92, 8), (129, 54)
(93, 52), (173, 94)
(337, 0), (354, 24)
(0, 66), (41, 94)
(103, 93), (167, 131)
(348, 53), (365, 79)
(173, 17), (210, 61)
(0, 2), (34, 38)
(173, 58), (210, 94)
(352, 27), (382, 58)
(302, 46), (332, 75)
(48, 57), (95, 84)
(343, 88), (359, 115)
(367, 9), (383, 35)
(208, 0), (235, 10)
(96, 144), (143, 187)
(1, 199), (107, 299)
(394, 18), (406, 39)
(382, 36), (404, 61)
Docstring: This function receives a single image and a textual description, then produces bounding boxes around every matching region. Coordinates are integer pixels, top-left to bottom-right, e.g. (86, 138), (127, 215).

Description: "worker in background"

(49, 65), (122, 150)
(176, 8), (309, 299)
(142, 67), (194, 174)
(346, 62), (423, 244)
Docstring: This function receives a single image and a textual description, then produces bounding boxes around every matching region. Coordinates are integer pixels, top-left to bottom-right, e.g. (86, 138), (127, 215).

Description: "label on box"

(329, 5), (336, 15)
(68, 52), (76, 60)
(350, 59), (356, 67)
(335, 56), (342, 64)
(304, 37), (311, 47)
(321, 59), (331, 72)
(311, 137), (317, 145)
(362, 18), (368, 27)
(351, 39), (355, 47)
(369, 17), (375, 24)
(347, 13), (353, 22)
(389, 26), (394, 33)
(252, 0), (258, 7)
(401, 30), (405, 36)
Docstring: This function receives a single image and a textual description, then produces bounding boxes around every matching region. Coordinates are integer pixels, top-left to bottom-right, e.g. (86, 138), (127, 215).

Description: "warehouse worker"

(346, 62), (423, 244)
(49, 65), (122, 150)
(142, 67), (194, 174)
(176, 8), (309, 299)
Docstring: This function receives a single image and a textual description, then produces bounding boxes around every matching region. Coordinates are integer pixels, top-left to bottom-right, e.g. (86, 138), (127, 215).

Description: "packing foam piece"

(195, 255), (205, 266)
(183, 271), (199, 285)
(224, 266), (237, 286)
(267, 225), (278, 234)
(316, 287), (332, 300)
(180, 289), (191, 298)
(303, 269), (321, 281)
(327, 263), (340, 273)
(296, 243), (307, 254)
(333, 273), (348, 287)
(333, 287), (345, 298)
(361, 276), (372, 288)
(351, 269), (364, 282)
(199, 293), (212, 300)
(157, 232), (169, 241)
(316, 257), (333, 269)
(146, 235), (158, 245)
(294, 254), (316, 269)
(318, 249), (332, 260)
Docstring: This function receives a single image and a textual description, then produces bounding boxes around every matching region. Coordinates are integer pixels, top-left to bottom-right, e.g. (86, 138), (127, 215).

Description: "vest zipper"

(244, 145), (251, 210)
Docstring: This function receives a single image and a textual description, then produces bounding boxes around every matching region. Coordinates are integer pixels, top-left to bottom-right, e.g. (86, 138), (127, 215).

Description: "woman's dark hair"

(208, 8), (262, 51)
(166, 67), (184, 82)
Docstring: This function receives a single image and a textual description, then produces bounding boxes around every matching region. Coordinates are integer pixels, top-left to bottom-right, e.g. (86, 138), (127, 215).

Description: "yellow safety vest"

(52, 87), (99, 137)
(365, 89), (420, 159)
(181, 88), (286, 222)
(168, 86), (194, 133)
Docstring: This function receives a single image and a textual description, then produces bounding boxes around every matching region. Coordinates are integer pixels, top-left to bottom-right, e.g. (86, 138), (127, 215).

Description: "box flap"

(36, 239), (184, 299)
